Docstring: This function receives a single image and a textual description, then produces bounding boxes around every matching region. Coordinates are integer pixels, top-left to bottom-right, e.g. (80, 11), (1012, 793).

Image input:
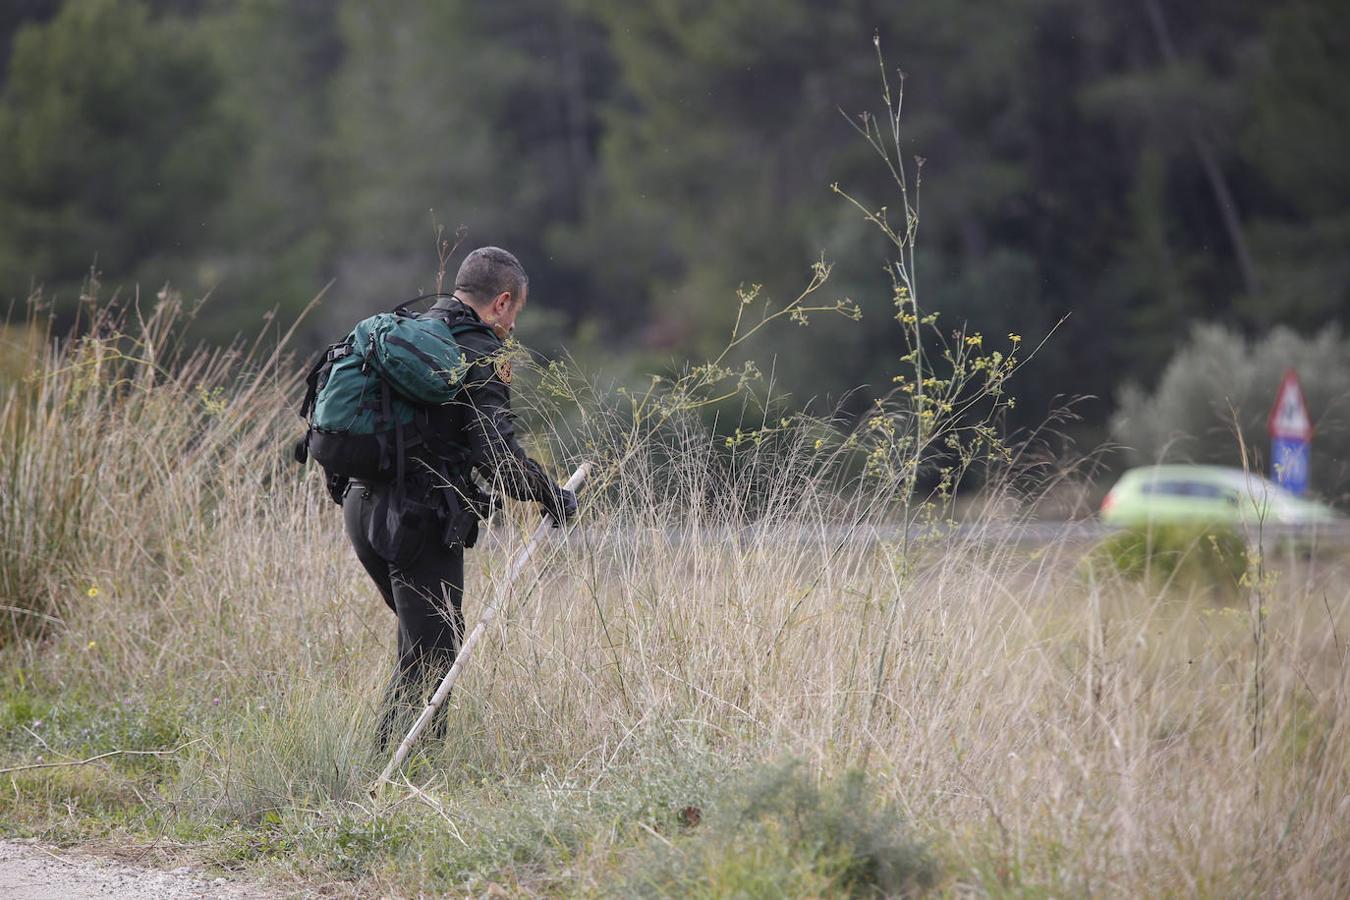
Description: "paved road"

(528, 519), (1350, 550)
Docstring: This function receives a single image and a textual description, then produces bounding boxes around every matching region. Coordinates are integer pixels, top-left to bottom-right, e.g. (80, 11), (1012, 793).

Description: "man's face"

(488, 286), (526, 338)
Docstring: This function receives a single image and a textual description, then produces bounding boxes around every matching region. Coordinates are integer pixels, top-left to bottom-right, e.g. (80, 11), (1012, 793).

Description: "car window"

(1138, 480), (1189, 496)
(1139, 480), (1239, 504)
(1215, 471), (1293, 503)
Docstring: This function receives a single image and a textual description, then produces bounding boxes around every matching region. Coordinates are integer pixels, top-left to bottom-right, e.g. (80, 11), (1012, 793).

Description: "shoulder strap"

(392, 292), (456, 317)
(445, 320), (495, 337)
(418, 303), (496, 337)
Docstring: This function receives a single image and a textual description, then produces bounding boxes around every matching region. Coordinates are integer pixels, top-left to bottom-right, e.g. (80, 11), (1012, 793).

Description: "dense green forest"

(1, 0), (1346, 441)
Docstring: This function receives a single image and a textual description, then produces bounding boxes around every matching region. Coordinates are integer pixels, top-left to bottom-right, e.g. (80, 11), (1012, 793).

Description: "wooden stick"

(374, 462), (591, 789)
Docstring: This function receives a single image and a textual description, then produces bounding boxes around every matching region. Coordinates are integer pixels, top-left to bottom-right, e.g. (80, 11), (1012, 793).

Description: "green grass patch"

(623, 760), (936, 897)
(0, 681), (185, 762)
(1085, 523), (1249, 591)
(0, 680), (192, 839)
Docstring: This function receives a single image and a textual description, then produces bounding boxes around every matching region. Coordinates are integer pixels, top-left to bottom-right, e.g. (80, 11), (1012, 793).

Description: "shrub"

(1111, 323), (1350, 499)
(1085, 523), (1248, 590)
(627, 760), (937, 897)
(179, 680), (381, 824)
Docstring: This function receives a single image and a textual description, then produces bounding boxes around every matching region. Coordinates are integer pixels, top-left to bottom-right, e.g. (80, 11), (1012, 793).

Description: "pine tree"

(0, 0), (240, 301)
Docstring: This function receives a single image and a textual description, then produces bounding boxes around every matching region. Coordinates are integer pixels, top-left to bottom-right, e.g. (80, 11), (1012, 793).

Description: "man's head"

(454, 246), (528, 337)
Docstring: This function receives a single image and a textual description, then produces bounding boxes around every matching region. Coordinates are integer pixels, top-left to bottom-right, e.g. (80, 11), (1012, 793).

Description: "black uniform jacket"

(421, 297), (562, 515)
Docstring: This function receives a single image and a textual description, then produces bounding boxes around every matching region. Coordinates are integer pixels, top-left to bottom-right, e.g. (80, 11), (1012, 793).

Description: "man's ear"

(492, 291), (513, 315)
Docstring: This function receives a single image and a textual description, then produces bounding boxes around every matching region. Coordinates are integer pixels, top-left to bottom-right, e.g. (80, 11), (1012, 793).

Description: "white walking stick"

(375, 462), (591, 789)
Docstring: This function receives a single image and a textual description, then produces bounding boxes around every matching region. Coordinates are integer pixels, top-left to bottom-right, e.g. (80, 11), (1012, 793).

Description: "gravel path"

(0, 840), (277, 899)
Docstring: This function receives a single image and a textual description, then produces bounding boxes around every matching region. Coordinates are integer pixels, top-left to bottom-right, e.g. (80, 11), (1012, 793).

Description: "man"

(342, 246), (577, 746)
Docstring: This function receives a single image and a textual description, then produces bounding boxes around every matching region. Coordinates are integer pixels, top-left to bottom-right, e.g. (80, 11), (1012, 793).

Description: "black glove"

(542, 487), (578, 527)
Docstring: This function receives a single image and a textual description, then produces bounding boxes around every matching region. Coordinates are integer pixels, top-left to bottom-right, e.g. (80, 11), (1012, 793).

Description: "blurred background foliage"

(1, 0), (1347, 486)
(1112, 324), (1350, 492)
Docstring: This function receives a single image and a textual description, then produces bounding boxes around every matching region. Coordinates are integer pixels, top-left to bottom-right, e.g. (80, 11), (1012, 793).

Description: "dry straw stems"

(1, 292), (1346, 895)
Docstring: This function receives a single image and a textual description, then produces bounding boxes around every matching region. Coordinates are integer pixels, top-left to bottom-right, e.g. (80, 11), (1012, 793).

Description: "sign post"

(1267, 369), (1312, 496)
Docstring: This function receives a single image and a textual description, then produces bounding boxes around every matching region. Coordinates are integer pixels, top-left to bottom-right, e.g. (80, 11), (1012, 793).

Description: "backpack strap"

(392, 292), (456, 317)
(446, 321), (494, 337)
(419, 301), (495, 335)
(298, 348), (329, 421)
(376, 379), (395, 472)
(299, 339), (354, 421)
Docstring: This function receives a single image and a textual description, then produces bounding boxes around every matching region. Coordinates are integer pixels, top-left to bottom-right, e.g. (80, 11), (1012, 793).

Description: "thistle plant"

(823, 39), (1044, 722)
(833, 38), (1029, 530)
(519, 38), (1036, 542)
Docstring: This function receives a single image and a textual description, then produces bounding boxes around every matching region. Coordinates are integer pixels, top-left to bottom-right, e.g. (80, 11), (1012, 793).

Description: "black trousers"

(343, 482), (464, 749)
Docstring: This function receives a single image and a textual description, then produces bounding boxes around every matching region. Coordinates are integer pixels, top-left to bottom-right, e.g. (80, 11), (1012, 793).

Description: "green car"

(1100, 465), (1339, 528)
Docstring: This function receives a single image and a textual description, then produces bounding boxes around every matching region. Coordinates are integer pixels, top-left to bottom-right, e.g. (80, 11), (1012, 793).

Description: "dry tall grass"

(2, 301), (1348, 896)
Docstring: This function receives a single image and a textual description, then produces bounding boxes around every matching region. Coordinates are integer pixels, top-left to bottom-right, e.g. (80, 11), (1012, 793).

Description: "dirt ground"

(0, 840), (278, 899)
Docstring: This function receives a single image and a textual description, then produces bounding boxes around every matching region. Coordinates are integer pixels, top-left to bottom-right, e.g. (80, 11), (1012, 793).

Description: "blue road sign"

(1271, 435), (1310, 496)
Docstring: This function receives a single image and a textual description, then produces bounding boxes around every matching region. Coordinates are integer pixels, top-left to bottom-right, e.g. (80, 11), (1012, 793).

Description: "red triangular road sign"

(1268, 369), (1312, 441)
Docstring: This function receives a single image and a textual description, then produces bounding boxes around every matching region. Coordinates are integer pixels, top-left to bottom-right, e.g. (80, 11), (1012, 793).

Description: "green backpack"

(294, 297), (488, 483)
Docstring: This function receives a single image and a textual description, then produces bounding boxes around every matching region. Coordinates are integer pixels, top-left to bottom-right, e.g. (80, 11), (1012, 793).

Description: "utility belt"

(344, 452), (496, 556)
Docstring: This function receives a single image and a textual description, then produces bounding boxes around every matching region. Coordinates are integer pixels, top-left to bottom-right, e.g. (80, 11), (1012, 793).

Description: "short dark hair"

(455, 246), (528, 304)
